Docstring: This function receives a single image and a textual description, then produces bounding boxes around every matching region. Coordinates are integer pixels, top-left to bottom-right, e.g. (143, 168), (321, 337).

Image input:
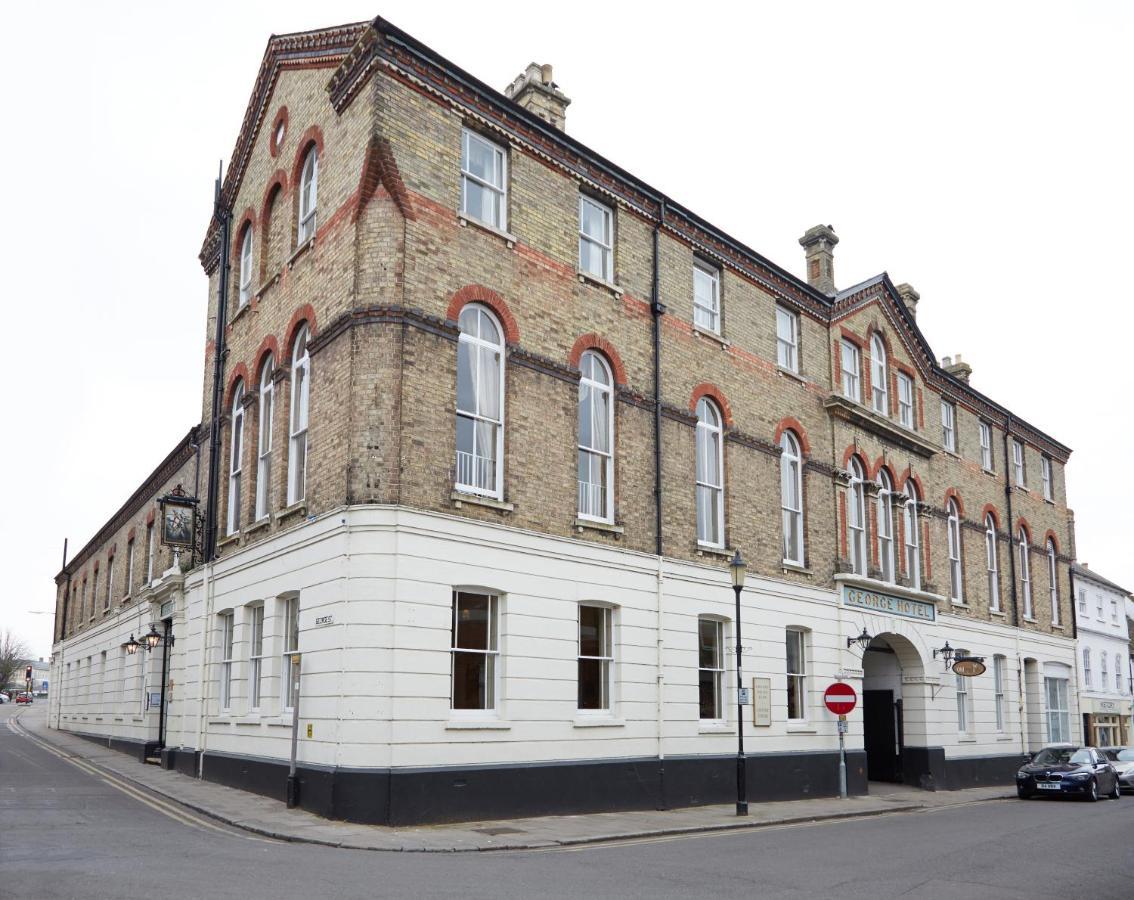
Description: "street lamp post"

(730, 549), (748, 817)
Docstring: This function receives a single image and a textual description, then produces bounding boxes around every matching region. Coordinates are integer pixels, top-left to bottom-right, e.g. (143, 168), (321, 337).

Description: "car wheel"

(1085, 779), (1098, 802)
(1108, 779), (1120, 800)
(1017, 787), (1031, 800)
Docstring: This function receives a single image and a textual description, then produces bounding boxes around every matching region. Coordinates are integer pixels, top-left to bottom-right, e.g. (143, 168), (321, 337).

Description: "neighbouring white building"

(1073, 563), (1132, 747)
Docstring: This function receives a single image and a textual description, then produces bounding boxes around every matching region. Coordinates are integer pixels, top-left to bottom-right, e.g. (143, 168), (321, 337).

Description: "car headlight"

(1069, 772), (1091, 780)
(1016, 770), (1029, 778)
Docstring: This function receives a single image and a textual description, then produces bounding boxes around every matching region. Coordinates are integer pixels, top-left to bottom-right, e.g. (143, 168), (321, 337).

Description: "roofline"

(1072, 563), (1134, 598)
(56, 427), (200, 580)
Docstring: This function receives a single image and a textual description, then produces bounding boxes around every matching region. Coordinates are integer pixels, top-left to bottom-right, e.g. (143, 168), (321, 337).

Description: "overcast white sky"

(1, 2), (1131, 659)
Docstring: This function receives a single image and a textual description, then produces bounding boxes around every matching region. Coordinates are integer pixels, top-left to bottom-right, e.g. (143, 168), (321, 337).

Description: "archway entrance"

(862, 636), (905, 782)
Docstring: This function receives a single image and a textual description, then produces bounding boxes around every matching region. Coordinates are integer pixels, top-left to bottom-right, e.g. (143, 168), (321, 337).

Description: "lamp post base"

(286, 774), (300, 809)
(736, 801), (749, 816)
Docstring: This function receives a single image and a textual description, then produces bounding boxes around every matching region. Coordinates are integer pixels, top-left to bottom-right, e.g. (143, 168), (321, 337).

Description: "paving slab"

(13, 708), (1014, 852)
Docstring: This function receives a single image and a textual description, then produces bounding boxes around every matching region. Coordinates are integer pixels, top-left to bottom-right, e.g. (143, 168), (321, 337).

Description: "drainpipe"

(204, 163), (231, 562)
(651, 201), (667, 808)
(1002, 415), (1019, 627)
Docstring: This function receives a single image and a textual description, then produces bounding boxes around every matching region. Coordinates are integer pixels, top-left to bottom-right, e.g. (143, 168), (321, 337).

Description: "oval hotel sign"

(842, 586), (936, 622)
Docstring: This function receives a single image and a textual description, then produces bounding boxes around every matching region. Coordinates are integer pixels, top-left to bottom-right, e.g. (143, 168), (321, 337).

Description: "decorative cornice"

(661, 404), (697, 427)
(306, 305), (459, 357)
(616, 386), (654, 412)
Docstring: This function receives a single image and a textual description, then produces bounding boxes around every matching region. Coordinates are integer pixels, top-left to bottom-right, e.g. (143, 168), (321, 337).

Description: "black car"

(1017, 746), (1121, 801)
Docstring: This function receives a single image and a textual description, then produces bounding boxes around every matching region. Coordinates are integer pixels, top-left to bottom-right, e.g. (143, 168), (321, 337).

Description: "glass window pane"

(454, 593), (490, 650)
(579, 605), (604, 657)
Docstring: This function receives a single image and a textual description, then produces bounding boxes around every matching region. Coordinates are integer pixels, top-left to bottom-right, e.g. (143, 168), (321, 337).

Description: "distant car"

(0, 693), (8, 703)
(1017, 746), (1120, 801)
(15, 692), (33, 704)
(1101, 748), (1134, 794)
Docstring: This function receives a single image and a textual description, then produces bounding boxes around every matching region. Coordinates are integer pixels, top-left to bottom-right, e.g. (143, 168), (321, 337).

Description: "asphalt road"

(3, 704), (1133, 900)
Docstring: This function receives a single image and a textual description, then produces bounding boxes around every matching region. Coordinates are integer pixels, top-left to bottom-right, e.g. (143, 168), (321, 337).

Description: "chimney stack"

(895, 283), (920, 320)
(943, 354), (973, 383)
(505, 63), (571, 131)
(799, 224), (838, 294)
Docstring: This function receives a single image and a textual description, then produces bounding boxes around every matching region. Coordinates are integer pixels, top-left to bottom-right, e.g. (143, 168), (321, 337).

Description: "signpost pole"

(825, 683), (857, 800)
(838, 721), (847, 799)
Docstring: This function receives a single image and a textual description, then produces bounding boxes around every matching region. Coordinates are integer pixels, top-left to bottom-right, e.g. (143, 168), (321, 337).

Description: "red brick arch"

(568, 334), (627, 386)
(290, 124), (325, 188)
(1015, 517), (1032, 543)
(1043, 530), (1060, 553)
(225, 363), (250, 408)
(231, 207), (256, 263)
(446, 285), (520, 344)
(269, 106), (289, 158)
(252, 334), (281, 379)
(259, 170), (288, 228)
(872, 458), (898, 485)
(898, 468), (924, 499)
(841, 445), (869, 473)
(284, 304), (318, 359)
(773, 417), (811, 456)
(690, 383), (733, 427)
(943, 487), (965, 518)
(980, 503), (1002, 529)
(865, 323), (894, 355)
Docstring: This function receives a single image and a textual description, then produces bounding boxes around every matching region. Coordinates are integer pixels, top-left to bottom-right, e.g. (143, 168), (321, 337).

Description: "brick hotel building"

(50, 17), (1082, 824)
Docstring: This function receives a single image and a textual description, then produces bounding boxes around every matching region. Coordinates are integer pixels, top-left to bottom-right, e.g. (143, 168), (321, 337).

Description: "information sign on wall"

(752, 677), (772, 727)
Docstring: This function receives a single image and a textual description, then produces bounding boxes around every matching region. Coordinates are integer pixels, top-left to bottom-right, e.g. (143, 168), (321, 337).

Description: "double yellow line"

(7, 714), (271, 841)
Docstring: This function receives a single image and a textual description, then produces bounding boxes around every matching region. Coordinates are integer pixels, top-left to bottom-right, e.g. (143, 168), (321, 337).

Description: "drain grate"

(473, 826), (526, 836)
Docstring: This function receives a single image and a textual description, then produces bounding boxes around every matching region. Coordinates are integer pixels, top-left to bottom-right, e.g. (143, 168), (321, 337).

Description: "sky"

(1, 2), (1131, 659)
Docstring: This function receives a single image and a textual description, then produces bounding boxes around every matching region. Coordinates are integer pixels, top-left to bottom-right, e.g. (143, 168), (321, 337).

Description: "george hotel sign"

(843, 586), (936, 622)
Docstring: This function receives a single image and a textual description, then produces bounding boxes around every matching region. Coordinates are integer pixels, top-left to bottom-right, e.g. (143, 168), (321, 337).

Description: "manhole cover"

(473, 826), (526, 836)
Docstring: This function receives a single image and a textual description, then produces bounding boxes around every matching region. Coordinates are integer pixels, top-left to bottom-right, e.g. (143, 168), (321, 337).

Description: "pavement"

(12, 706), (1014, 853)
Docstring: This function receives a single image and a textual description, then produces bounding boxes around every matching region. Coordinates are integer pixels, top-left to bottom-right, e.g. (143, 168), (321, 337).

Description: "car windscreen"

(1032, 748), (1084, 765)
(1116, 749), (1134, 762)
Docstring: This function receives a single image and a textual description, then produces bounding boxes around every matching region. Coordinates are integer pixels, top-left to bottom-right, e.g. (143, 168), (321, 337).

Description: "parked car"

(1101, 748), (1134, 794)
(15, 692), (33, 704)
(0, 693), (8, 703)
(1016, 746), (1120, 801)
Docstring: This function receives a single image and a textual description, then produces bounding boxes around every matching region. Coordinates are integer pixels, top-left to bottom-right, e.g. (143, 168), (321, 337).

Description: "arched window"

(871, 334), (888, 415)
(695, 398), (724, 548)
(255, 355), (275, 521)
(238, 224), (253, 308)
(780, 432), (803, 565)
(947, 499), (963, 603)
(577, 351), (613, 522)
(227, 381), (245, 536)
(287, 326), (310, 505)
(986, 514), (1000, 613)
(876, 470), (895, 583)
(456, 304), (504, 498)
(297, 146), (318, 244)
(847, 458), (866, 575)
(1018, 528), (1033, 619)
(1047, 540), (1060, 625)
(903, 482), (921, 591)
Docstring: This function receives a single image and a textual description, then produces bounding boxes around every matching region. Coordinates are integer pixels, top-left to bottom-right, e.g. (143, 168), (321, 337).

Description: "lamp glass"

(143, 626), (162, 650)
(729, 550), (747, 589)
(125, 635), (140, 656)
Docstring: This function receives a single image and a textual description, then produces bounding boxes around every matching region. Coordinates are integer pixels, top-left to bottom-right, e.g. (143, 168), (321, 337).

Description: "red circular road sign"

(824, 682), (857, 715)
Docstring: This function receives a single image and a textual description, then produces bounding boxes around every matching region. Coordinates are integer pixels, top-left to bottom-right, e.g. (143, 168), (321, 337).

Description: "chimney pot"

(943, 354), (973, 383)
(798, 224), (839, 294)
(505, 62), (571, 131)
(895, 282), (920, 320)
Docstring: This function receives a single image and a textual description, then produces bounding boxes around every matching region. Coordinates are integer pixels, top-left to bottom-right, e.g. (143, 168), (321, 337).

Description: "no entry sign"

(824, 682), (857, 715)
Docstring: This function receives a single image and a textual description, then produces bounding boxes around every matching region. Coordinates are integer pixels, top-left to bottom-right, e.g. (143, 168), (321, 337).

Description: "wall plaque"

(752, 677), (772, 727)
(842, 586), (935, 622)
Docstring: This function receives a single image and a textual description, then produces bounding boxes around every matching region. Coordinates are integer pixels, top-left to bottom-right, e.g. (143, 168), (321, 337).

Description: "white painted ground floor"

(49, 506), (1081, 823)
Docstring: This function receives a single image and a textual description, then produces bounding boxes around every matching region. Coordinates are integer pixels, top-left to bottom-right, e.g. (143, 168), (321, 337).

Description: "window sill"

(776, 365), (806, 384)
(982, 468), (997, 477)
(458, 215), (517, 248)
(950, 600), (969, 608)
(1023, 616), (1037, 623)
(266, 719), (293, 728)
(990, 609), (1006, 617)
(1051, 623), (1064, 630)
(1043, 497), (1055, 505)
(277, 501), (308, 524)
(942, 448), (961, 459)
(957, 736), (977, 743)
(698, 724), (735, 735)
(575, 268), (623, 296)
(234, 719), (263, 727)
(451, 491), (514, 512)
(996, 734), (1016, 742)
(574, 517), (624, 536)
(287, 236), (314, 269)
(244, 516), (272, 537)
(445, 720), (511, 731)
(693, 324), (729, 348)
(1014, 485), (1029, 494)
(781, 561), (812, 576)
(573, 717), (625, 728)
(696, 543), (733, 560)
(208, 718), (234, 725)
(255, 272), (281, 300)
(786, 724), (817, 734)
(217, 533), (240, 550)
(229, 300), (253, 327)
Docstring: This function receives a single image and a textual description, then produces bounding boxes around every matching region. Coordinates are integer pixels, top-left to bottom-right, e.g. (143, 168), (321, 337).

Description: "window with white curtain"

(248, 603), (265, 710)
(897, 372), (914, 428)
(841, 340), (861, 402)
(941, 401), (956, 452)
(870, 335), (888, 414)
(287, 325), (310, 505)
(904, 483), (921, 591)
(256, 356), (274, 521)
(876, 470), (895, 583)
(979, 421), (993, 471)
(577, 351), (613, 522)
(1117, 655), (1124, 692)
(281, 595), (299, 711)
(579, 196), (613, 282)
(456, 304), (504, 498)
(297, 146), (318, 244)
(1102, 653), (1109, 688)
(460, 129), (506, 230)
(947, 499), (963, 602)
(1047, 541), (1060, 625)
(986, 514), (1000, 613)
(695, 398), (724, 547)
(227, 381), (245, 535)
(693, 262), (720, 333)
(1012, 439), (1026, 487)
(219, 611), (234, 711)
(786, 628), (808, 721)
(776, 306), (798, 372)
(1083, 648), (1092, 688)
(847, 458), (866, 575)
(1045, 676), (1070, 743)
(1019, 529), (1033, 619)
(1041, 456), (1053, 501)
(780, 431), (803, 565)
(993, 655), (1006, 732)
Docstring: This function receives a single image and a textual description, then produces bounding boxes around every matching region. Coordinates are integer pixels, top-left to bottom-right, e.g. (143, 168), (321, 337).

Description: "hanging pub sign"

(158, 486), (199, 549)
(952, 656), (986, 677)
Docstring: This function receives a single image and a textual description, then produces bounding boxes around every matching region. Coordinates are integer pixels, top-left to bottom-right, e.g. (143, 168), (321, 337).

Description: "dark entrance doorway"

(862, 638), (905, 783)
